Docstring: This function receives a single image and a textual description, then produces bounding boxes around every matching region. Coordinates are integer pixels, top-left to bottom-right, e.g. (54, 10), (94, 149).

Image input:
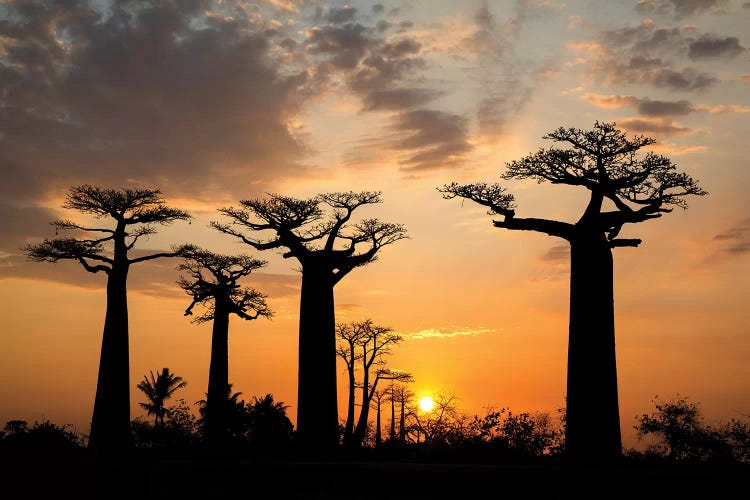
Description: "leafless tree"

(336, 319), (412, 447)
(178, 245), (272, 446)
(439, 122), (706, 463)
(213, 191), (407, 450)
(24, 185), (191, 453)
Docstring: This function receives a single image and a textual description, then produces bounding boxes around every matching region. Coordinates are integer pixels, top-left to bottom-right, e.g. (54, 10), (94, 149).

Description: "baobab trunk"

(88, 265), (130, 454)
(566, 230), (621, 463)
(206, 296), (231, 446)
(297, 266), (339, 451)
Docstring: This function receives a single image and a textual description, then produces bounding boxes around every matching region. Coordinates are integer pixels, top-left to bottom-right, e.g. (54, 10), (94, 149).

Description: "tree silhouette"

(136, 368), (187, 427)
(212, 191), (407, 451)
(440, 122), (706, 463)
(372, 388), (388, 447)
(178, 245), (272, 447)
(336, 318), (412, 447)
(245, 394), (294, 450)
(24, 185), (191, 454)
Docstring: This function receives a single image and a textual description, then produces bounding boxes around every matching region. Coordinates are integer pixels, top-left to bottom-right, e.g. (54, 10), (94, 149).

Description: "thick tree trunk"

(88, 264), (130, 454)
(566, 230), (622, 463)
(296, 266), (339, 452)
(205, 297), (231, 447)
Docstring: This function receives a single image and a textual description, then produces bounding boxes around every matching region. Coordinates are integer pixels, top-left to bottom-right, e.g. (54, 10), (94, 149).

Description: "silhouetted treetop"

(25, 185), (192, 271)
(61, 185), (191, 224)
(440, 122), (707, 247)
(212, 191), (407, 281)
(178, 245), (272, 324)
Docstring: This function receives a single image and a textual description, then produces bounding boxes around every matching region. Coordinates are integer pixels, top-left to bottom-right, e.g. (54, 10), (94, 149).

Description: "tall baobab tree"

(439, 122), (706, 463)
(212, 191), (407, 451)
(24, 185), (191, 454)
(136, 368), (187, 427)
(178, 245), (272, 446)
(336, 318), (412, 447)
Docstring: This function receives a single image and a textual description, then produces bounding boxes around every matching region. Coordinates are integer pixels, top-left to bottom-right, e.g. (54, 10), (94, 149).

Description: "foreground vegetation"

(3, 395), (748, 467)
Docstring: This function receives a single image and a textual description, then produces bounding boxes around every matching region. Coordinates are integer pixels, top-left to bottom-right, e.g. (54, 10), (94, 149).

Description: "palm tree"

(246, 394), (294, 448)
(137, 368), (187, 427)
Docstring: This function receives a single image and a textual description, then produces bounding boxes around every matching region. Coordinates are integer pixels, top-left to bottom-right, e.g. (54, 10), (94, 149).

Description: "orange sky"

(1, 0), (749, 450)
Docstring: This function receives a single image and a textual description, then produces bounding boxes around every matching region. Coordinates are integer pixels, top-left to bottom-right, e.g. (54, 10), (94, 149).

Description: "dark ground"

(2, 455), (749, 499)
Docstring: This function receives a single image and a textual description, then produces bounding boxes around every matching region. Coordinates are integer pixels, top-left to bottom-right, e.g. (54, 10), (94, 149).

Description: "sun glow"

(419, 396), (435, 412)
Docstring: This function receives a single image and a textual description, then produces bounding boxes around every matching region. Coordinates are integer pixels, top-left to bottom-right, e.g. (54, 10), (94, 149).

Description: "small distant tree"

(136, 368), (187, 427)
(634, 395), (733, 463)
(440, 123), (706, 463)
(336, 319), (412, 447)
(24, 185), (191, 454)
(213, 191), (407, 451)
(372, 388), (388, 447)
(178, 245), (272, 447)
(406, 394), (461, 446)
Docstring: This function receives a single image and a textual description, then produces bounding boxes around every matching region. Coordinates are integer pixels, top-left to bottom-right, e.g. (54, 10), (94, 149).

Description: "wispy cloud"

(404, 326), (497, 340)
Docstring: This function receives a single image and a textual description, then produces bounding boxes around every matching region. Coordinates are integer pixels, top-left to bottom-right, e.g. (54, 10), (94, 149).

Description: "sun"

(419, 396), (435, 412)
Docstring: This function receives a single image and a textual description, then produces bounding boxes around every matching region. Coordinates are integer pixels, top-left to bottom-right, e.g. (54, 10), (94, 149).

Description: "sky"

(1, 0), (748, 450)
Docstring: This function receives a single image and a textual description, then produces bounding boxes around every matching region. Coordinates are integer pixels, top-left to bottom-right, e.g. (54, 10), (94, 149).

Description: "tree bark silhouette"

(178, 246), (271, 448)
(213, 192), (407, 452)
(24, 186), (191, 455)
(440, 122), (706, 464)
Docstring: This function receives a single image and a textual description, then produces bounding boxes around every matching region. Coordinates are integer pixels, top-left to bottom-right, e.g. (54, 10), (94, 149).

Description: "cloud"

(391, 110), (473, 171)
(539, 245), (570, 262)
(576, 19), (734, 91)
(326, 6), (358, 25)
(666, 0), (729, 19)
(405, 326), (497, 340)
(360, 88), (441, 111)
(635, 1), (657, 15)
(581, 93), (749, 117)
(688, 34), (746, 60)
(0, 0), (315, 205)
(463, 1), (544, 136)
(714, 218), (750, 255)
(619, 117), (694, 136)
(303, 13), (473, 171)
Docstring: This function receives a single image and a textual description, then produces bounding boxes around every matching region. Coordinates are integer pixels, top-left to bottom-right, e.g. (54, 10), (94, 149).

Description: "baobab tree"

(439, 122), (706, 463)
(387, 383), (415, 443)
(178, 245), (272, 446)
(212, 191), (407, 450)
(336, 318), (412, 447)
(24, 185), (191, 454)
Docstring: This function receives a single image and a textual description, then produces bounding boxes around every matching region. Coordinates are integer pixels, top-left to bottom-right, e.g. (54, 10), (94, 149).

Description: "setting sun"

(419, 396), (435, 413)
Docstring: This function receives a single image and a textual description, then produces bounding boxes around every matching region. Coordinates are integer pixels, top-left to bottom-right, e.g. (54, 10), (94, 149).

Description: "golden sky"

(1, 0), (749, 449)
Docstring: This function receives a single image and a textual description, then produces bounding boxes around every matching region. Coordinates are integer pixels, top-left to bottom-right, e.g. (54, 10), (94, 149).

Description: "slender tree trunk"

(342, 355), (356, 447)
(399, 399), (405, 442)
(375, 401), (382, 447)
(88, 263), (130, 454)
(297, 265), (339, 452)
(352, 374), (375, 446)
(206, 296), (231, 447)
(390, 387), (396, 440)
(566, 229), (621, 463)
